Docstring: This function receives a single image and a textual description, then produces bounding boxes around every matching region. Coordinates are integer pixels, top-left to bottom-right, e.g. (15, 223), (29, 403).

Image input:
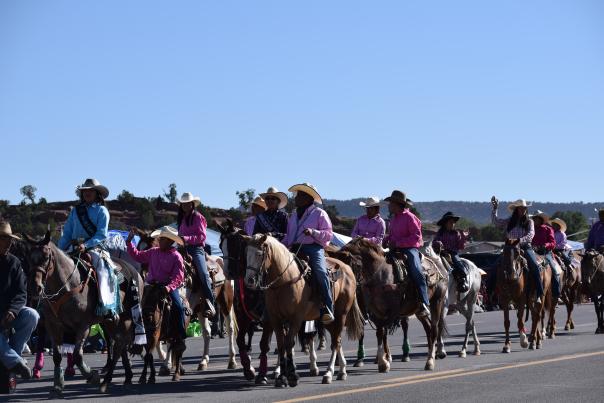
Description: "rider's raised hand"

(491, 196), (499, 211)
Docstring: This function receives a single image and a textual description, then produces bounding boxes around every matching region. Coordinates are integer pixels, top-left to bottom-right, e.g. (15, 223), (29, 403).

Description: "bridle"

(502, 244), (525, 281)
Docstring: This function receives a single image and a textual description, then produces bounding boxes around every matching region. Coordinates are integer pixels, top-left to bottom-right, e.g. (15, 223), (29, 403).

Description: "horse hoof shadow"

(159, 365), (171, 377)
(49, 388), (64, 400)
(255, 374), (268, 385)
(401, 356), (411, 363)
(353, 359), (364, 367)
(275, 375), (288, 388)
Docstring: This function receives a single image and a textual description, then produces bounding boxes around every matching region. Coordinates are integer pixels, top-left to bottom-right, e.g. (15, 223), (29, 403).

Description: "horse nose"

(36, 285), (43, 295)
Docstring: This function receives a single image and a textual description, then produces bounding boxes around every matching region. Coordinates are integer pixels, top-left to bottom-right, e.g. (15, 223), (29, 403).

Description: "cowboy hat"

(150, 225), (184, 246)
(288, 183), (322, 204)
(359, 197), (381, 209)
(437, 212), (460, 227)
(530, 210), (550, 223)
(550, 218), (567, 233)
(251, 196), (267, 211)
(177, 192), (201, 207)
(384, 190), (413, 206)
(507, 199), (532, 212)
(0, 221), (21, 240)
(76, 178), (109, 199)
(259, 187), (288, 209)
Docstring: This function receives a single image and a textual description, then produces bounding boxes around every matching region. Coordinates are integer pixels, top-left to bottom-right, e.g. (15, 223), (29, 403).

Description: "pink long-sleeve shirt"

(127, 243), (184, 292)
(351, 214), (386, 245)
(282, 205), (333, 248)
(178, 211), (207, 246)
(384, 209), (423, 249)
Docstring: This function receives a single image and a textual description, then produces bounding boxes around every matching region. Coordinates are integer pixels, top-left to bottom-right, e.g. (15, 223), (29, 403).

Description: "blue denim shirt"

(58, 203), (109, 250)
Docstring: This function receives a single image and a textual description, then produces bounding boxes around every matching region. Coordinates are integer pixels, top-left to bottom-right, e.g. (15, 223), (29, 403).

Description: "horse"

(544, 256), (565, 340)
(25, 232), (144, 396)
(497, 241), (551, 352)
(138, 283), (190, 383)
(340, 238), (448, 372)
(555, 251), (582, 331)
(244, 234), (364, 386)
(580, 249), (604, 334)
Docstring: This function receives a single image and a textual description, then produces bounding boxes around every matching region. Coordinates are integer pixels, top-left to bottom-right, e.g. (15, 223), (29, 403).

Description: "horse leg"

(100, 330), (127, 393)
(322, 328), (339, 384)
(528, 303), (539, 350)
(256, 325), (272, 384)
(376, 326), (389, 373)
(238, 316), (255, 381)
(226, 310), (237, 369)
(33, 323), (46, 379)
(333, 318), (347, 381)
(285, 325), (300, 387)
(308, 336), (320, 376)
(517, 302), (529, 349)
(138, 348), (150, 384)
(401, 317), (411, 363)
(383, 332), (392, 363)
(460, 307), (471, 358)
(317, 323), (326, 351)
(159, 343), (171, 376)
(354, 334), (365, 367)
(425, 307), (438, 371)
(50, 347), (64, 398)
(197, 315), (211, 371)
(72, 327), (100, 386)
(148, 350), (157, 384)
(172, 339), (186, 381)
(502, 304), (511, 353)
(274, 325), (287, 388)
(122, 350), (133, 385)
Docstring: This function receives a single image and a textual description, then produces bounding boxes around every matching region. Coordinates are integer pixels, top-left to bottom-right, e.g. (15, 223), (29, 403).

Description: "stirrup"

(320, 307), (335, 325)
(203, 299), (216, 318)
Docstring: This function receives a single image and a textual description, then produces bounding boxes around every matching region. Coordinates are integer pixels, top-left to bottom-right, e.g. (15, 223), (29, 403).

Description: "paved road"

(8, 303), (604, 402)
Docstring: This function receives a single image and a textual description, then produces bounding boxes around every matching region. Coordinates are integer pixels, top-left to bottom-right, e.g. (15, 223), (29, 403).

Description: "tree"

(551, 210), (589, 239)
(20, 185), (37, 204)
(117, 190), (135, 203)
(164, 183), (178, 203)
(324, 204), (340, 223)
(236, 189), (255, 210)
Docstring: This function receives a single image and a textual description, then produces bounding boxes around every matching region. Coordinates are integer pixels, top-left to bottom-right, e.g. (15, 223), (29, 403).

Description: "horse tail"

(346, 295), (365, 341)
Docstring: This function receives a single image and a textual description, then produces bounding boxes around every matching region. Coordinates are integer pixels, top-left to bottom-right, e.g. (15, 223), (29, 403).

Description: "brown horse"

(580, 250), (604, 333)
(244, 234), (364, 386)
(497, 241), (551, 352)
(545, 257), (564, 340)
(555, 251), (582, 332)
(138, 283), (190, 383)
(340, 238), (448, 372)
(25, 232), (144, 397)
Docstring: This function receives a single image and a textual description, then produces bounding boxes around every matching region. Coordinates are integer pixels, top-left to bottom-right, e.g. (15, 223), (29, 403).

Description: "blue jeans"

(524, 247), (544, 298)
(0, 307), (39, 369)
(449, 252), (466, 276)
(543, 252), (561, 298)
(399, 248), (430, 306)
(186, 245), (215, 305)
(300, 244), (334, 313)
(169, 289), (187, 339)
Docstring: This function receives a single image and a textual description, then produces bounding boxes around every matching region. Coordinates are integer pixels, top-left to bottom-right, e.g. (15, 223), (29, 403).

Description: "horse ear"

(240, 234), (253, 243)
(215, 222), (226, 234)
(42, 230), (51, 245)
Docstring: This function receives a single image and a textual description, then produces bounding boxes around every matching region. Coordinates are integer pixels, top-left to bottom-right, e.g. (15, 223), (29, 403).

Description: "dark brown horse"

(340, 238), (448, 372)
(25, 232), (144, 396)
(581, 250), (604, 333)
(554, 251), (583, 332)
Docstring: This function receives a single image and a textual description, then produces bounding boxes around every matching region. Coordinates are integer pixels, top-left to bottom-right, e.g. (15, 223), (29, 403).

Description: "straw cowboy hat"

(251, 196), (267, 211)
(0, 221), (21, 240)
(150, 225), (184, 246)
(531, 210), (550, 223)
(289, 183), (323, 204)
(550, 218), (567, 233)
(177, 192), (201, 207)
(76, 178), (109, 199)
(384, 190), (413, 206)
(507, 199), (532, 213)
(437, 212), (461, 227)
(259, 187), (288, 209)
(359, 197), (381, 209)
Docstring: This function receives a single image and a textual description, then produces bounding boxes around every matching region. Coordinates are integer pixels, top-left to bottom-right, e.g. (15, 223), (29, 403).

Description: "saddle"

(291, 248), (342, 284)
(386, 250), (441, 287)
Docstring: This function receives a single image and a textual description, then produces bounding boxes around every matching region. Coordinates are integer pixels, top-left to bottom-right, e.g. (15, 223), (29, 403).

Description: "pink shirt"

(178, 211), (207, 246)
(351, 214), (386, 245)
(244, 216), (256, 236)
(127, 243), (184, 292)
(283, 205), (333, 248)
(384, 209), (423, 249)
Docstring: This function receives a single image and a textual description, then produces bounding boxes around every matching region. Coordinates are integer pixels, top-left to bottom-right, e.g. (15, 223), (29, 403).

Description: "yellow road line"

(274, 351), (604, 403)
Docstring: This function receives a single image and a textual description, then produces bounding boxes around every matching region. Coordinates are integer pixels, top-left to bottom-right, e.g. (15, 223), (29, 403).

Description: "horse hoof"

(65, 367), (76, 378)
(529, 343), (535, 350)
(197, 362), (208, 371)
(373, 357), (378, 364)
(255, 374), (268, 385)
(502, 345), (511, 354)
(309, 367), (320, 377)
(180, 366), (186, 376)
(570, 322), (575, 330)
(33, 368), (41, 379)
(474, 350), (481, 356)
(159, 365), (171, 376)
(337, 372), (347, 381)
(564, 325), (570, 331)
(244, 368), (256, 381)
(322, 375), (332, 384)
(49, 388), (64, 399)
(275, 375), (287, 388)
(227, 360), (237, 370)
(378, 363), (390, 373)
(536, 343), (542, 350)
(459, 351), (467, 358)
(124, 378), (132, 385)
(401, 355), (410, 363)
(548, 333), (555, 340)
(89, 370), (101, 386)
(424, 359), (435, 371)
(172, 373), (181, 382)
(436, 351), (447, 360)
(148, 376), (156, 385)
(99, 382), (109, 394)
(353, 359), (364, 367)
(287, 374), (299, 387)
(100, 366), (109, 375)
(138, 377), (147, 385)
(520, 339), (529, 349)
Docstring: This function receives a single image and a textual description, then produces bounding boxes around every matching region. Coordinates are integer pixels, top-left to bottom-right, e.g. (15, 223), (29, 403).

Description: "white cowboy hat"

(550, 218), (567, 233)
(259, 187), (288, 209)
(530, 210), (550, 223)
(507, 199), (532, 213)
(251, 196), (267, 211)
(289, 183), (323, 204)
(76, 178), (109, 199)
(177, 192), (201, 207)
(359, 197), (381, 208)
(0, 221), (21, 240)
(150, 225), (184, 246)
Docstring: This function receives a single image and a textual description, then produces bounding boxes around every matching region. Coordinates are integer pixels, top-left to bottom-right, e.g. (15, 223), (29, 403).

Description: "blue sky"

(1, 1), (603, 208)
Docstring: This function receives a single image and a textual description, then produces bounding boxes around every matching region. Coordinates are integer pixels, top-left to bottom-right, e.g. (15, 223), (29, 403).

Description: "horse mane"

(264, 236), (294, 271)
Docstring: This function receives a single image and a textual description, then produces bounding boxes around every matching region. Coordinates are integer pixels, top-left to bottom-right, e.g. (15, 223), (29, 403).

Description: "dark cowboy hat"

(436, 212), (460, 227)
(384, 190), (413, 206)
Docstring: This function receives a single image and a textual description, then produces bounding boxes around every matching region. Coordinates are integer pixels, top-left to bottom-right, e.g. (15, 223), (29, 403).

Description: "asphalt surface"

(7, 303), (604, 402)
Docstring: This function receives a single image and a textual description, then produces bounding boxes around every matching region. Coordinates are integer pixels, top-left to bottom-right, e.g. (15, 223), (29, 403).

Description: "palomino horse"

(580, 249), (604, 334)
(25, 232), (144, 396)
(340, 238), (448, 372)
(497, 241), (551, 352)
(244, 234), (364, 386)
(138, 284), (190, 383)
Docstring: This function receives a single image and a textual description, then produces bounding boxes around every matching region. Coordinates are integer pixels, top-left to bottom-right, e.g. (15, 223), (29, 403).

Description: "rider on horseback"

(551, 218), (573, 270)
(351, 197), (386, 246)
(126, 226), (187, 338)
(382, 190), (430, 318)
(244, 197), (267, 236)
(176, 192), (216, 318)
(434, 212), (469, 293)
(585, 209), (604, 253)
(283, 183), (335, 325)
(255, 187), (289, 241)
(531, 211), (561, 300)
(57, 179), (120, 320)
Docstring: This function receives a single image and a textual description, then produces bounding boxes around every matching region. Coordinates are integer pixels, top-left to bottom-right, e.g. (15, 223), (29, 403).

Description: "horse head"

(142, 283), (170, 333)
(341, 237), (385, 281)
(219, 220), (251, 279)
(23, 231), (53, 300)
(501, 239), (524, 281)
(581, 250), (604, 287)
